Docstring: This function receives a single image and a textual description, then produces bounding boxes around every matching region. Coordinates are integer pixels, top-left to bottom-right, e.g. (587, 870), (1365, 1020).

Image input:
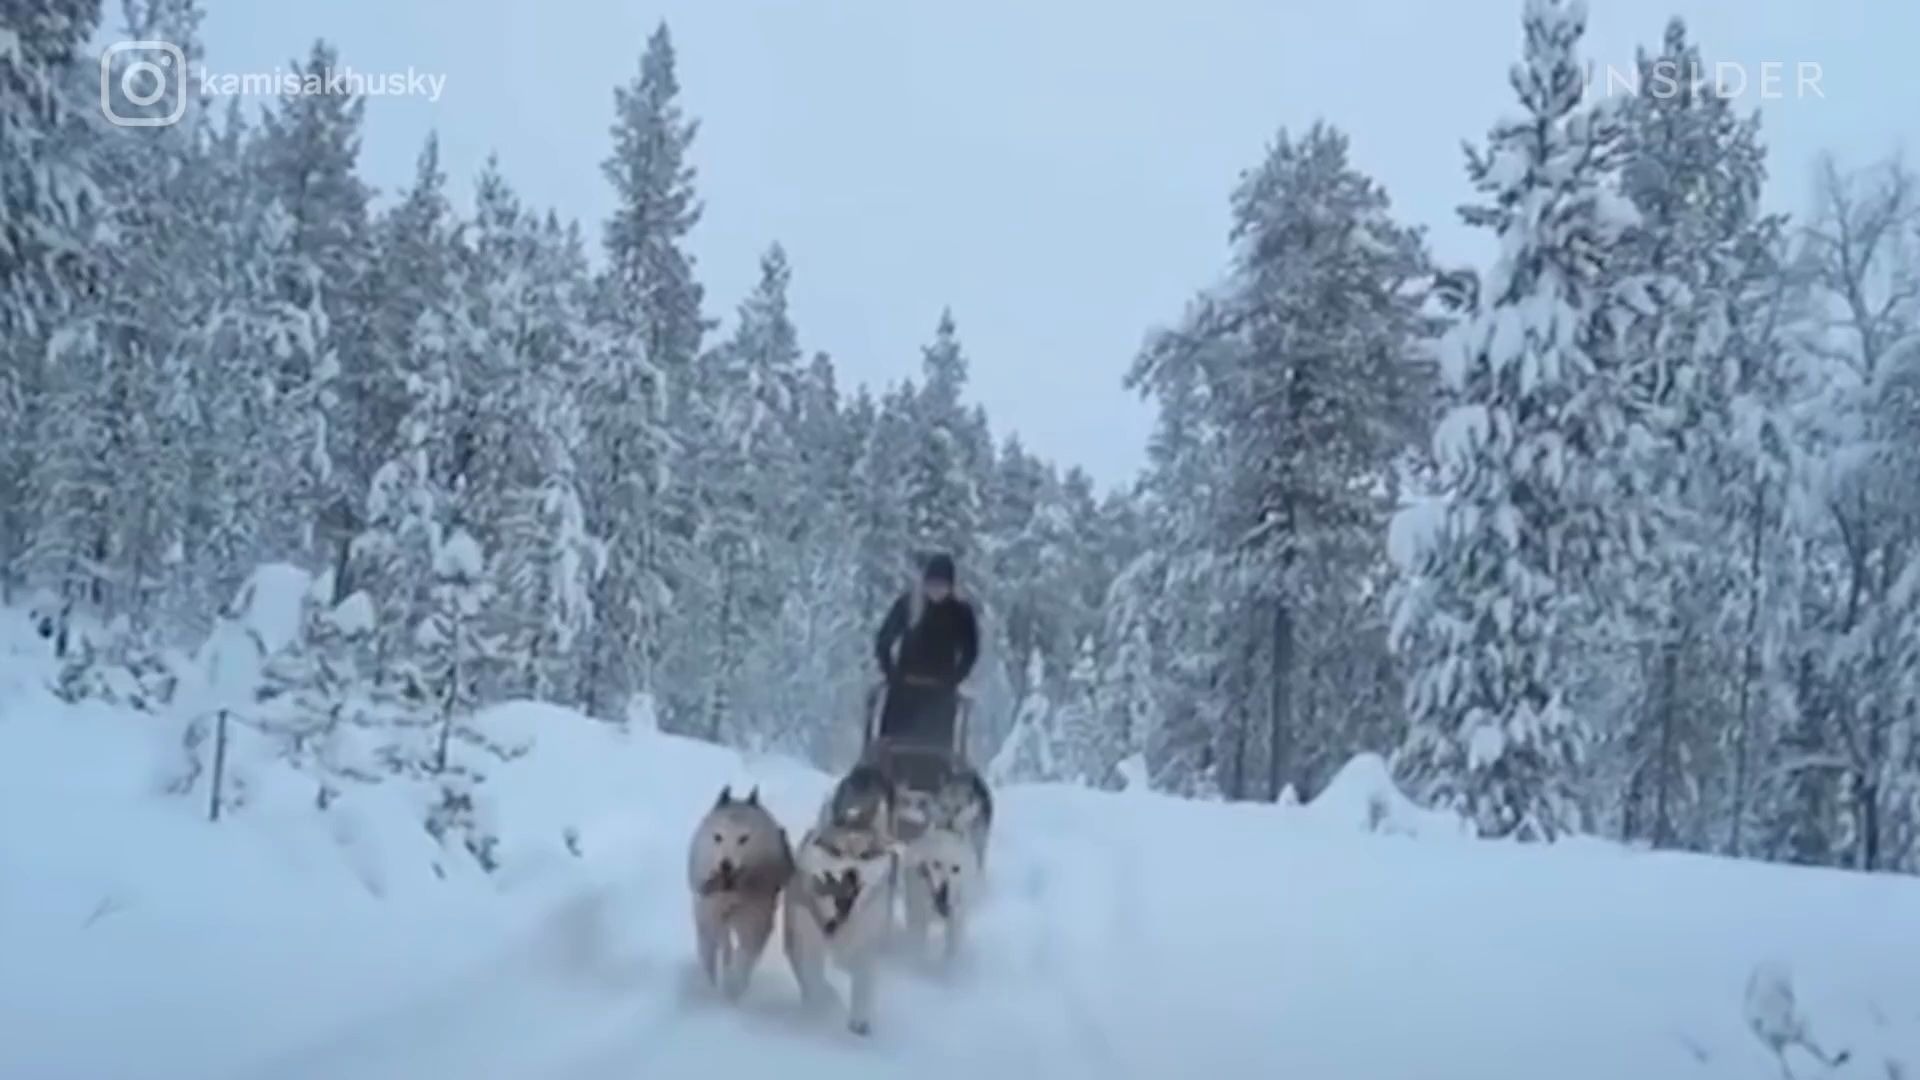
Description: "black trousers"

(876, 680), (960, 750)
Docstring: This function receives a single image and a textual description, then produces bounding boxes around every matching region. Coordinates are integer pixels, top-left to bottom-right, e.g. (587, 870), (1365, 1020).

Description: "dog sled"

(856, 678), (980, 846)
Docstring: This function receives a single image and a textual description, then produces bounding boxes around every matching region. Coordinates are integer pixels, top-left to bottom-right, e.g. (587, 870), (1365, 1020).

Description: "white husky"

(782, 823), (898, 1036)
(901, 824), (980, 965)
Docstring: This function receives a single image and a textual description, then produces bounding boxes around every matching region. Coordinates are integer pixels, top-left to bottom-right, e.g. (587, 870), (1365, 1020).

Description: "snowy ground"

(3, 606), (1917, 1080)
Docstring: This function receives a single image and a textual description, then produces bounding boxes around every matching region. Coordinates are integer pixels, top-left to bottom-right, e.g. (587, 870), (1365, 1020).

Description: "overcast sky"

(188, 0), (1916, 493)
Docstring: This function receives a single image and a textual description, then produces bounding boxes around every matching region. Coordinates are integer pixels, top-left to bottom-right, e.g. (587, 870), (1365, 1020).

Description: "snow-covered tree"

(672, 243), (803, 741)
(0, 5), (108, 599)
(251, 39), (374, 576)
(581, 22), (708, 721)
(601, 21), (707, 428)
(905, 310), (983, 565)
(1098, 556), (1163, 770)
(1056, 635), (1118, 786)
(1390, 0), (1641, 841)
(1765, 157), (1920, 871)
(848, 383), (919, 614)
(1596, 17), (1794, 853)
(0, 0), (105, 351)
(254, 577), (397, 807)
(360, 133), (464, 545)
(1125, 121), (1433, 801)
(472, 176), (603, 704)
(990, 651), (1063, 785)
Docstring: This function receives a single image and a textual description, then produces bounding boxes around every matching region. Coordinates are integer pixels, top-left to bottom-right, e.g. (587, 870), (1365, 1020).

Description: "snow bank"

(1299, 751), (1475, 840)
(0, 659), (818, 1080)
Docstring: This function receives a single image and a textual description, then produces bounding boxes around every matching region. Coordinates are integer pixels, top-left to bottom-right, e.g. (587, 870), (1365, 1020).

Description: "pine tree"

(583, 21), (707, 720)
(416, 524), (514, 873)
(1127, 122), (1433, 800)
(0, 0), (105, 320)
(252, 39), (374, 577)
(178, 100), (320, 608)
(904, 310), (982, 564)
(11, 2), (208, 627)
(1391, 0), (1639, 841)
(1120, 340), (1231, 795)
(1602, 17), (1792, 852)
(349, 279), (464, 687)
(254, 576), (397, 807)
(601, 21), (707, 427)
(363, 133), (463, 521)
(476, 175), (603, 704)
(1053, 635), (1117, 786)
(679, 243), (803, 742)
(1098, 557), (1162, 771)
(849, 383), (918, 615)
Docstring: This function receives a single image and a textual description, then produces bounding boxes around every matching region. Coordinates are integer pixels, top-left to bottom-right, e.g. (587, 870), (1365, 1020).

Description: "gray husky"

(687, 785), (794, 1000)
(817, 762), (899, 844)
(783, 820), (898, 1036)
(901, 822), (981, 965)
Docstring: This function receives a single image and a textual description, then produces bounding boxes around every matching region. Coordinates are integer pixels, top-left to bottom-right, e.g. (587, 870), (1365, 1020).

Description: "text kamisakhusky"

(196, 64), (447, 103)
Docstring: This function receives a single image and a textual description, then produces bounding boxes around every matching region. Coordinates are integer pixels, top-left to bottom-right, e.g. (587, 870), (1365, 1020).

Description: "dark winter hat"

(923, 553), (956, 586)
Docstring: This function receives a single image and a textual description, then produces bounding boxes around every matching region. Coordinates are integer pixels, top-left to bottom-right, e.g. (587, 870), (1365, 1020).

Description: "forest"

(4, 0), (1918, 876)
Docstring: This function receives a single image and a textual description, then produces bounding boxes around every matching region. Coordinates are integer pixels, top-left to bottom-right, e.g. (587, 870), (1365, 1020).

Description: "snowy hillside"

(4, 614), (1914, 1080)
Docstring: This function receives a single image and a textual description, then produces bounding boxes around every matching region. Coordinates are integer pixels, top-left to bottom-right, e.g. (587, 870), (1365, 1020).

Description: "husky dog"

(687, 786), (794, 1000)
(818, 763), (899, 844)
(901, 824), (980, 964)
(928, 764), (993, 869)
(782, 823), (898, 1036)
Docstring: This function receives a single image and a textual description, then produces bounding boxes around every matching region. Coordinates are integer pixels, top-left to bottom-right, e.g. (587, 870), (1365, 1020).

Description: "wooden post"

(208, 709), (229, 823)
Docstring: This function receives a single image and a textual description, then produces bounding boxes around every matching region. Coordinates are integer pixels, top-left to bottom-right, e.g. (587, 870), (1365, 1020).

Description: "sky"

(180, 0), (1917, 493)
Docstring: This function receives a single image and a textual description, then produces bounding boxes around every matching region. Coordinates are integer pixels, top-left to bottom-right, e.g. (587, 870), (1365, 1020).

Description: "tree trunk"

(1651, 632), (1680, 849)
(1858, 775), (1880, 871)
(1266, 598), (1294, 801)
(1727, 482), (1766, 856)
(209, 709), (229, 822)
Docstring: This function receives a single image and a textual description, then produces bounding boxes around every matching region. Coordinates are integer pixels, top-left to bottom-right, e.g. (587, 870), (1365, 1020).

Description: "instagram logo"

(101, 40), (187, 127)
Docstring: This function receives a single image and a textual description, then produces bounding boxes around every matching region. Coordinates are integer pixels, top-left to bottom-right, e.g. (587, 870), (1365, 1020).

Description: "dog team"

(685, 761), (994, 1037)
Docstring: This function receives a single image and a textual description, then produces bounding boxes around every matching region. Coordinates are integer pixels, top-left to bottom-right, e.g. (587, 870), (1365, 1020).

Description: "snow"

(1386, 493), (1446, 572)
(330, 590), (376, 634)
(3, 606), (1919, 1080)
(1432, 403), (1492, 477)
(179, 563), (316, 718)
(1468, 721), (1508, 769)
(1298, 752), (1474, 840)
(435, 526), (486, 577)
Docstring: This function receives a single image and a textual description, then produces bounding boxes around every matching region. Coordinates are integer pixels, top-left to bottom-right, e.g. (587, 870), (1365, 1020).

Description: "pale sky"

(188, 0), (1916, 493)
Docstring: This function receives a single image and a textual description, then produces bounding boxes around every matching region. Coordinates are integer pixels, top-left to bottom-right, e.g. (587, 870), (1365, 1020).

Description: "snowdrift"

(4, 600), (1918, 1080)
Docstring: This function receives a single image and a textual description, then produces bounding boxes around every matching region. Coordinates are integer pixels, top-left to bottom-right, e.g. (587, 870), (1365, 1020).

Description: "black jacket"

(874, 590), (979, 688)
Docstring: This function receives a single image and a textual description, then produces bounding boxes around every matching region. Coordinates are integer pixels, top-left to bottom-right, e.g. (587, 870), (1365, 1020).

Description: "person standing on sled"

(871, 553), (979, 754)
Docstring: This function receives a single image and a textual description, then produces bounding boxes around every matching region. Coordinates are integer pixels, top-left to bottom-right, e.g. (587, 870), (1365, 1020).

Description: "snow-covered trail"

(4, 646), (1914, 1080)
(234, 791), (1134, 1080)
(224, 775), (1920, 1080)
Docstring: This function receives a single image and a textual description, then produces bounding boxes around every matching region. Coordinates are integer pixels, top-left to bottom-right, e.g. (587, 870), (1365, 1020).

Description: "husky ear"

(716, 785), (733, 808)
(745, 786), (760, 806)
